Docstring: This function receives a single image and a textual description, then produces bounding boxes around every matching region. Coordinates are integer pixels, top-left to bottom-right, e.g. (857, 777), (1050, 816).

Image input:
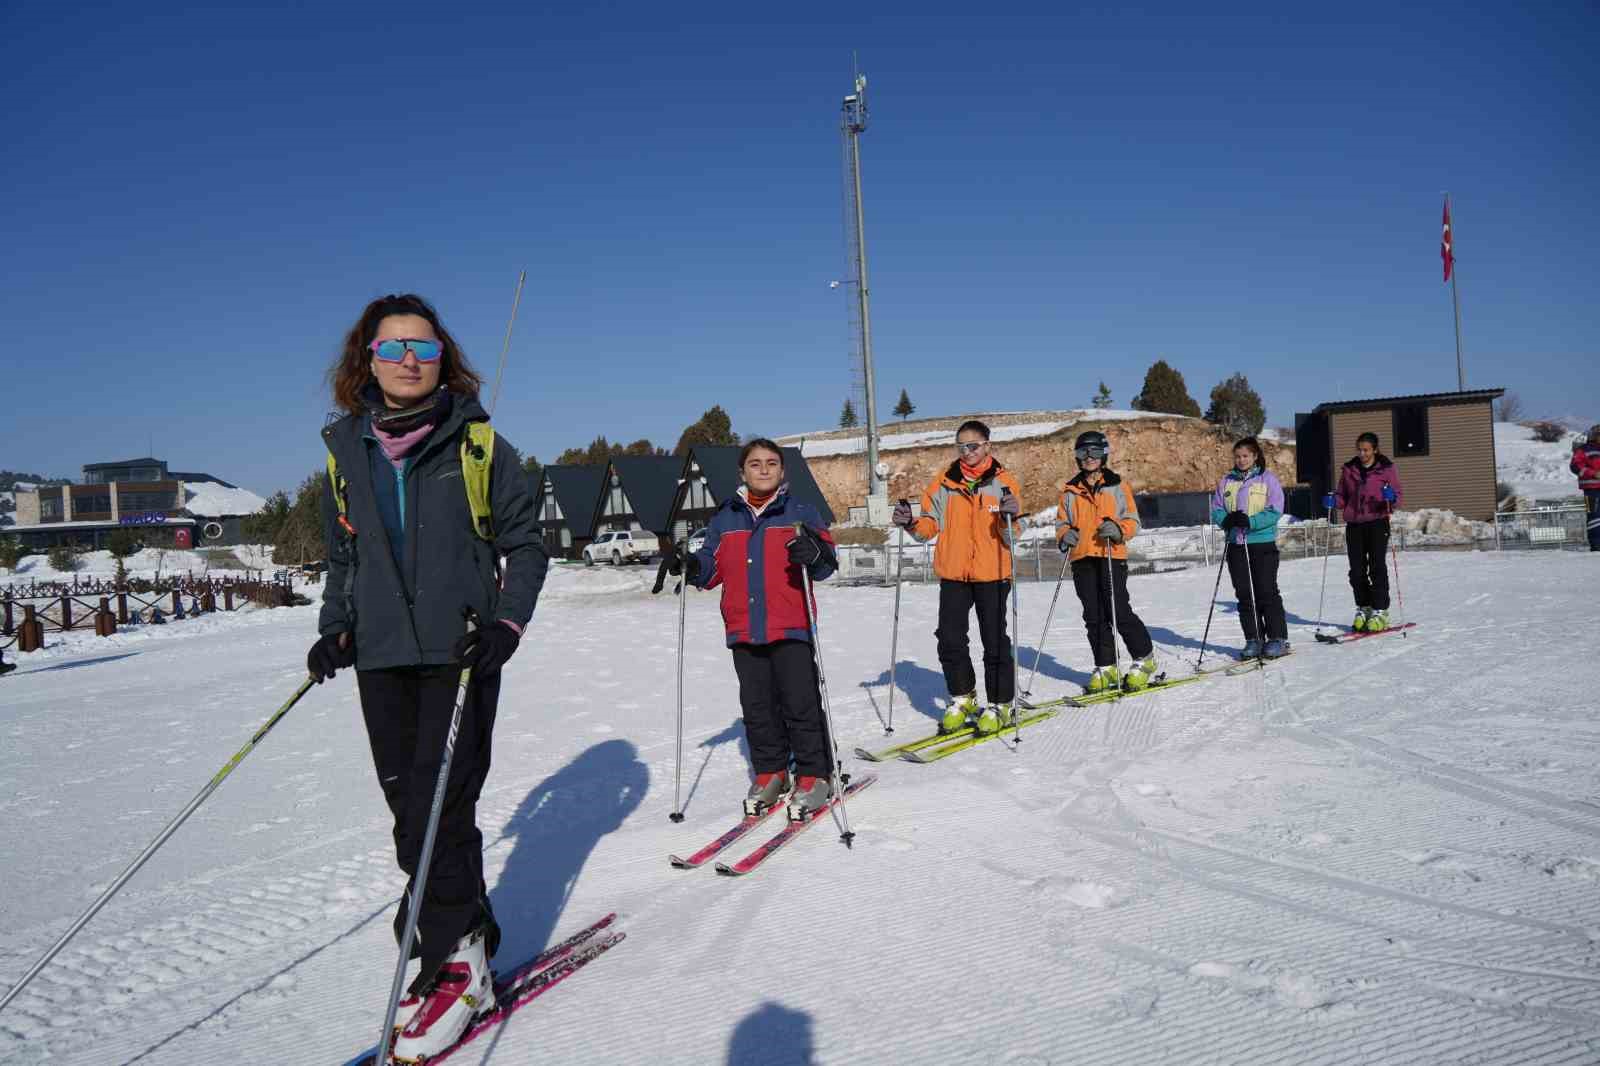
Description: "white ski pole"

(883, 501), (909, 735)
(794, 524), (854, 846)
(1024, 551), (1071, 700)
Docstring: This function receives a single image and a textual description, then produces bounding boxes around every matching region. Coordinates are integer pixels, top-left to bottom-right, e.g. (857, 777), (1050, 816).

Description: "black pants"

(358, 664), (501, 992)
(1071, 557), (1153, 667)
(1226, 542), (1287, 642)
(1587, 490), (1600, 551)
(1345, 519), (1391, 610)
(935, 579), (1014, 704)
(730, 640), (832, 778)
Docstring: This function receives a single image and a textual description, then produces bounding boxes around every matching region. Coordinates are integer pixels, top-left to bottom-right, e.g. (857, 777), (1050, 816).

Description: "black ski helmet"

(1074, 430), (1109, 468)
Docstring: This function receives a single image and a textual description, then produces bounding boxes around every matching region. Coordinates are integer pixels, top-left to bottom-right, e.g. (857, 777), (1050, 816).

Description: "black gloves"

(1058, 527), (1080, 553)
(787, 526), (835, 569)
(1221, 511), (1251, 532)
(453, 622), (521, 677)
(307, 631), (355, 682)
(664, 542), (700, 581)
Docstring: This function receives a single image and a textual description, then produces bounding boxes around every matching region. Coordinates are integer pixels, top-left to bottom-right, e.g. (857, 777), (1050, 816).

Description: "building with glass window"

(1295, 389), (1504, 521)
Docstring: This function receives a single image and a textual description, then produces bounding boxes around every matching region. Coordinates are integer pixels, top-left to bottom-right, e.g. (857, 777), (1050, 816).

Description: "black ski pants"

(1345, 518), (1391, 610)
(730, 640), (832, 779)
(1070, 557), (1153, 668)
(358, 664), (501, 992)
(935, 579), (1014, 704)
(1226, 541), (1287, 642)
(1586, 490), (1600, 551)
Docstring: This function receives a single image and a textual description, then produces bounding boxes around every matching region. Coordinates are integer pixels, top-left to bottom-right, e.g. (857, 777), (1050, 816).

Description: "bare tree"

(1494, 392), (1525, 423)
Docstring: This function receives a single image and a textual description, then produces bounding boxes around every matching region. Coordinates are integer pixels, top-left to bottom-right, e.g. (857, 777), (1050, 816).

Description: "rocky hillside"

(779, 410), (1297, 520)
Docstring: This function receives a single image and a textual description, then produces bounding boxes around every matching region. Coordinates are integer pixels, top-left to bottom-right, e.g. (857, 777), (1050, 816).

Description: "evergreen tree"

(1204, 372), (1266, 437)
(1091, 381), (1113, 409)
(270, 472), (327, 565)
(1131, 360), (1201, 417)
(839, 398), (859, 428)
(893, 389), (915, 420)
(48, 544), (81, 573)
(0, 533), (21, 570)
(522, 453), (542, 485)
(673, 405), (741, 455)
(242, 490), (291, 544)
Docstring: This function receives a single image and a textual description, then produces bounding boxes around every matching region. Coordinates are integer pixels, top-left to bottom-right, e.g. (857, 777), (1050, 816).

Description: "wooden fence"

(1, 573), (297, 652)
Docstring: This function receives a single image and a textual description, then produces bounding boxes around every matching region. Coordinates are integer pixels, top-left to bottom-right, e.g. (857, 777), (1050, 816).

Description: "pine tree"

(1204, 372), (1266, 437)
(522, 453), (542, 485)
(839, 399), (859, 428)
(893, 389), (915, 420)
(1131, 360), (1201, 417)
(1091, 381), (1113, 409)
(673, 406), (741, 455)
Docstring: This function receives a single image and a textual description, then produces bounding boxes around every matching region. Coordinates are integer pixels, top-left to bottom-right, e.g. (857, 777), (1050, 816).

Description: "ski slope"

(2, 552), (1598, 1065)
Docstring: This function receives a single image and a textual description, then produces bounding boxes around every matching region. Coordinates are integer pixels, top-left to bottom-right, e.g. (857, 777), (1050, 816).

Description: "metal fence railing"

(1493, 505), (1589, 550)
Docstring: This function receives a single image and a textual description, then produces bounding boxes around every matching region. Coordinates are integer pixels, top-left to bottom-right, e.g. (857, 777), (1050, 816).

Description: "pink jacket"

(1334, 455), (1402, 525)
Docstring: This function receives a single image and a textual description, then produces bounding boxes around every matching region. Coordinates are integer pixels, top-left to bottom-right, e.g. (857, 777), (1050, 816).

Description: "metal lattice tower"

(839, 70), (885, 498)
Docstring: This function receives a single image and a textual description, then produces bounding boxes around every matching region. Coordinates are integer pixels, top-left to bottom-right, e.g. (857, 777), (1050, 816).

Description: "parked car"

(583, 529), (661, 566)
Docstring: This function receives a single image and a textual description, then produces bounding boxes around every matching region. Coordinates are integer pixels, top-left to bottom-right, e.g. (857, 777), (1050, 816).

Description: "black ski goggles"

(1074, 445), (1108, 461)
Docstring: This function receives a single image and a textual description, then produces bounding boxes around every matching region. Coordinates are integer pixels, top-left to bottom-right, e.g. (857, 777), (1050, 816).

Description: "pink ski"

(669, 803), (787, 869)
(1315, 622), (1418, 645)
(714, 775), (876, 877)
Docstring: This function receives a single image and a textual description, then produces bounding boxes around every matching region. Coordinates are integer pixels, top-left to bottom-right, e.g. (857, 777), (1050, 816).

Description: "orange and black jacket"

(908, 459), (1021, 583)
(1054, 469), (1140, 562)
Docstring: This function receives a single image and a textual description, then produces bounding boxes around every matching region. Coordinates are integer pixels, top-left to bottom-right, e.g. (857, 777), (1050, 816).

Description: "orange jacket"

(908, 459), (1021, 583)
(1054, 470), (1140, 562)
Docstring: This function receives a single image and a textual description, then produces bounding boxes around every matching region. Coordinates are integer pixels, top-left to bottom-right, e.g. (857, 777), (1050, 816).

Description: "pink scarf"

(372, 420), (435, 470)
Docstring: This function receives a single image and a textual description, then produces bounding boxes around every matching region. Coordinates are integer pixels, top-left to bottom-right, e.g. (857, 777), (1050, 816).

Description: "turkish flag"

(1441, 198), (1454, 282)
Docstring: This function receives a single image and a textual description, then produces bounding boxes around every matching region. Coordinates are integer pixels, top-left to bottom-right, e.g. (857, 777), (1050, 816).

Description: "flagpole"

(1446, 192), (1465, 390)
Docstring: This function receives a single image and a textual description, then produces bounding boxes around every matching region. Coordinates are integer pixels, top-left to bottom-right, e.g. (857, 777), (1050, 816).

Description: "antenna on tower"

(837, 59), (886, 509)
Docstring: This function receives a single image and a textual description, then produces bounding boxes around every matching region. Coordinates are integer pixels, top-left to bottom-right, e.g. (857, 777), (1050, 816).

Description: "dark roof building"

(532, 464), (607, 559)
(592, 456), (682, 535)
(1296, 388), (1504, 522)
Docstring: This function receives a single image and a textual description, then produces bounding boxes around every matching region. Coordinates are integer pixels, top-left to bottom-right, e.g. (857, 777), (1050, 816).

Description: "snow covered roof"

(181, 482), (267, 517)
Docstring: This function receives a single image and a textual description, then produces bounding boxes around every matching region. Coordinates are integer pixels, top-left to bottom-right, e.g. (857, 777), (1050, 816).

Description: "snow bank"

(1495, 421), (1584, 502)
(182, 482), (268, 517)
(1, 545), (277, 583)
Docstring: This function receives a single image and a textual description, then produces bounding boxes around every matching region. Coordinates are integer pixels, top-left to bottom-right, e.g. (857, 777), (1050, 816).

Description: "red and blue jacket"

(688, 488), (837, 648)
(1571, 442), (1600, 491)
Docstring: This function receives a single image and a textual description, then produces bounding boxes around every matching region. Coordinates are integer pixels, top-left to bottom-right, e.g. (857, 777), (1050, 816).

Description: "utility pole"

(841, 67), (888, 515)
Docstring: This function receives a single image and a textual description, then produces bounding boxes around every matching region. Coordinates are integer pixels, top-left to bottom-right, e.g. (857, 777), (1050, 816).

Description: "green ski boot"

(941, 693), (979, 734)
(1352, 608), (1369, 631)
(1123, 655), (1159, 691)
(1086, 666), (1121, 694)
(1367, 609), (1389, 633)
(976, 703), (1013, 735)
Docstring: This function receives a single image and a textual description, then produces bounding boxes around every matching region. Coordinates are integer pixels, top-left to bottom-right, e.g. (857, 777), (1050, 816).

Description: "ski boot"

(786, 776), (833, 822)
(976, 703), (1013, 735)
(0, 660), (14, 678)
(1263, 638), (1290, 659)
(744, 771), (790, 817)
(1351, 608), (1369, 632)
(392, 928), (495, 1064)
(1367, 610), (1389, 633)
(1240, 639), (1262, 660)
(1086, 665), (1121, 694)
(1123, 655), (1159, 691)
(940, 692), (980, 734)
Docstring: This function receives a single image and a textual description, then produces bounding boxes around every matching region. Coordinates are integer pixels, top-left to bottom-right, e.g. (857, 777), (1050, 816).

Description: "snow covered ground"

(1495, 423), (1585, 503)
(3, 552), (1600, 1065)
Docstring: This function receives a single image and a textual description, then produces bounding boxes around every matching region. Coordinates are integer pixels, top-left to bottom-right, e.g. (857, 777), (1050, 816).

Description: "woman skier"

(1323, 431), (1402, 632)
(308, 293), (547, 1061)
(892, 420), (1022, 735)
(664, 439), (839, 819)
(1211, 436), (1288, 659)
(1054, 430), (1158, 693)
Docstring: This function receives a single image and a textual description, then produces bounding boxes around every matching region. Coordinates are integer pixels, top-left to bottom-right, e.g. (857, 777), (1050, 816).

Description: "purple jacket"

(1334, 454), (1402, 525)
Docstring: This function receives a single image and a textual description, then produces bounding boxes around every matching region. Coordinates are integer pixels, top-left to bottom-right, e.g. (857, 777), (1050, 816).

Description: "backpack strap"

(325, 451), (356, 537)
(461, 421), (496, 541)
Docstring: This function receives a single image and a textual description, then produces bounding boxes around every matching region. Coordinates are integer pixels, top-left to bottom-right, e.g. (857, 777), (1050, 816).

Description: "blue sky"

(3, 2), (1594, 497)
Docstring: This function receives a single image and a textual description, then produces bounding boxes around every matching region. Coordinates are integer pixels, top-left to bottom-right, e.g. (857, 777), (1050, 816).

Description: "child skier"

(1054, 430), (1159, 692)
(1323, 431), (1403, 631)
(665, 439), (839, 819)
(892, 420), (1021, 735)
(1571, 424), (1600, 552)
(1211, 436), (1289, 659)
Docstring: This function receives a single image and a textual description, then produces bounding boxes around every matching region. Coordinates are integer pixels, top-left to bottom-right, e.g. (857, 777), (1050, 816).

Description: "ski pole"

(793, 524), (854, 846)
(1104, 550), (1120, 680)
(1312, 505), (1335, 636)
(883, 501), (909, 735)
(1024, 551), (1071, 696)
(1387, 504), (1406, 630)
(1193, 545), (1228, 672)
(375, 614), (476, 1065)
(0, 676), (315, 1017)
(1002, 503), (1022, 743)
(1240, 525), (1262, 668)
(652, 547), (687, 822)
